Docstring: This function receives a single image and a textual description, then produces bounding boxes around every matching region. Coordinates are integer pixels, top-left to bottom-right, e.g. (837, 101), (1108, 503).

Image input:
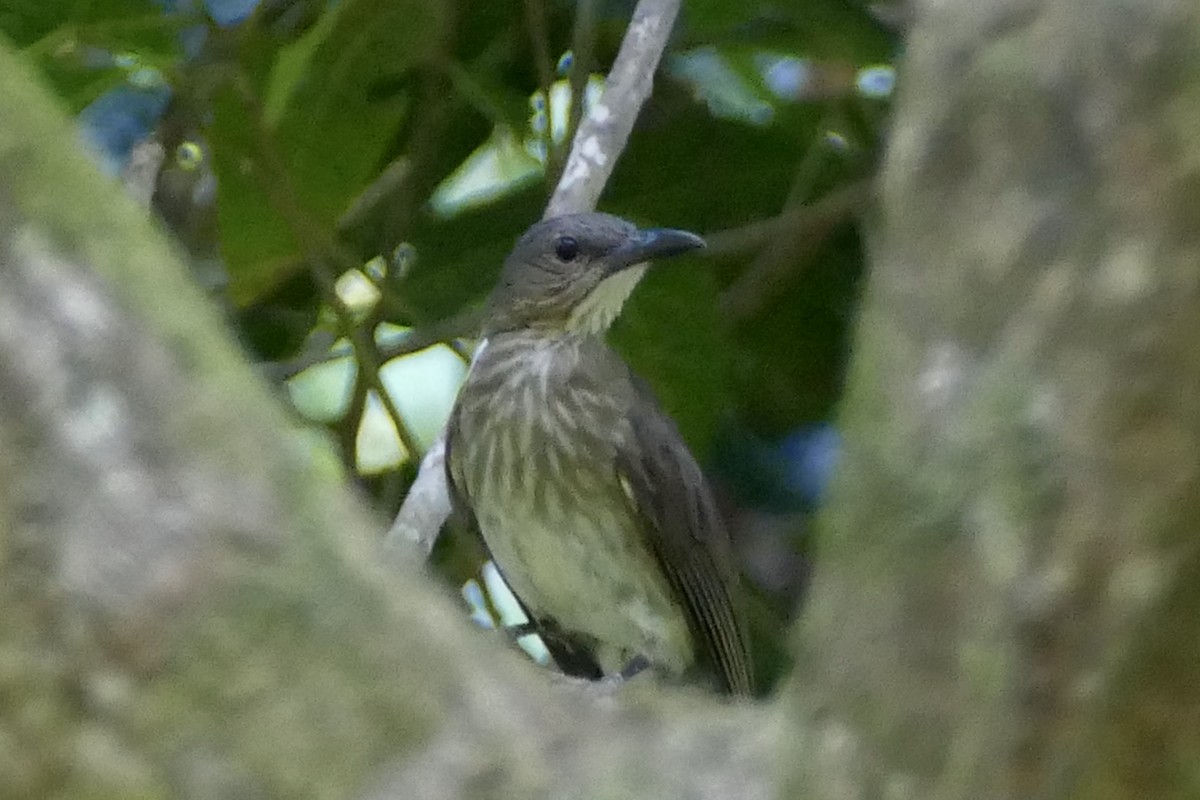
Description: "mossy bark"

(784, 2), (1200, 798)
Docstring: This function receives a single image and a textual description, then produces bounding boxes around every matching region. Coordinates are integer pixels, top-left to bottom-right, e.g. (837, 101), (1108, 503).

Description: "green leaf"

(8, 0), (183, 111)
(4, 0), (174, 50)
(262, 6), (340, 126)
(207, 80), (301, 305)
(212, 0), (444, 305)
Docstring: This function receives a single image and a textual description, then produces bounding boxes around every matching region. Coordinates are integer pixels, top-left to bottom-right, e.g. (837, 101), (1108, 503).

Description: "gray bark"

(781, 1), (1200, 798)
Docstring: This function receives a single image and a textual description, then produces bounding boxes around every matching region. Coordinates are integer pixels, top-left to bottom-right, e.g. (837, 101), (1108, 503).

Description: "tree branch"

(544, 0), (683, 218)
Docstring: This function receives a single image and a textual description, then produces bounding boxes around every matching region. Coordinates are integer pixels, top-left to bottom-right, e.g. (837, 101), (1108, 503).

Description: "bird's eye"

(554, 236), (580, 262)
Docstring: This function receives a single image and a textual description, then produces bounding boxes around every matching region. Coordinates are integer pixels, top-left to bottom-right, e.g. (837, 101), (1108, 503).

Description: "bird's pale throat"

(565, 264), (648, 334)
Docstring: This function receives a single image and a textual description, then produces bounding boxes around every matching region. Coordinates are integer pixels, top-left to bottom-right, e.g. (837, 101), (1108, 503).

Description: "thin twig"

(231, 74), (424, 461)
(737, 131), (840, 278)
(524, 0), (556, 100)
(338, 156), (411, 231)
(716, 178), (874, 320)
(545, 0), (684, 218)
(338, 344), (372, 471)
(264, 308), (481, 382)
(312, 272), (425, 463)
(563, 0), (597, 173)
(704, 178), (873, 258)
(260, 328), (340, 383)
(389, 0), (687, 554)
(374, 0), (459, 249)
(525, 0), (565, 181)
(375, 309), (481, 364)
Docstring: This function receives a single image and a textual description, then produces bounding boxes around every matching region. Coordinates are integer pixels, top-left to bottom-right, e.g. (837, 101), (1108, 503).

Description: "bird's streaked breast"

(450, 333), (694, 676)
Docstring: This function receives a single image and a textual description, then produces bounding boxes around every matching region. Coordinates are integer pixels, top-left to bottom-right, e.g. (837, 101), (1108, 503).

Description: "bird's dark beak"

(607, 228), (706, 273)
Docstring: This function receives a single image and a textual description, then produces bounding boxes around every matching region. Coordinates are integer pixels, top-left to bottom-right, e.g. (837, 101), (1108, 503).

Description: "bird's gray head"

(484, 212), (705, 336)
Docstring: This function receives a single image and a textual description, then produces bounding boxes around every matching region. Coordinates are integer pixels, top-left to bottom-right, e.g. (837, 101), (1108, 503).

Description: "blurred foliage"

(6, 0), (898, 691)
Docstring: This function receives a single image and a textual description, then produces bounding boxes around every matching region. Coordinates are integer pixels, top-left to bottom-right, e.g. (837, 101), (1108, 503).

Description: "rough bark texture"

(783, 1), (1200, 798)
(2, 0), (1200, 798)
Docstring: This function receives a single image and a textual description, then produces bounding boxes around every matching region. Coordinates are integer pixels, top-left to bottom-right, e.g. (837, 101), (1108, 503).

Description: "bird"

(445, 212), (753, 695)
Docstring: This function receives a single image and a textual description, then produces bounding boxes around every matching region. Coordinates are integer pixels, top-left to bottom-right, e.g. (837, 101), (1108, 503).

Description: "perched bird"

(446, 212), (753, 695)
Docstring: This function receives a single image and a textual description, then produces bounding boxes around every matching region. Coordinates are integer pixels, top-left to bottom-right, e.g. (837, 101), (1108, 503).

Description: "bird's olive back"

(485, 212), (640, 333)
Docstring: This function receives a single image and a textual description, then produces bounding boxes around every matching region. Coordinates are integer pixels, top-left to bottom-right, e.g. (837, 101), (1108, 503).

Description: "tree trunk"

(783, 2), (1200, 798)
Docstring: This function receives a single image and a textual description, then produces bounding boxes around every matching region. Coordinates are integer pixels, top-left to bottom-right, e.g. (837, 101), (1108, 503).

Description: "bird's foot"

(618, 654), (652, 682)
(502, 621), (540, 640)
(582, 655), (652, 696)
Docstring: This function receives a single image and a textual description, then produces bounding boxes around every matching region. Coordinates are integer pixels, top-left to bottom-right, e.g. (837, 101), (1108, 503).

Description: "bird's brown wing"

(616, 392), (755, 695)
